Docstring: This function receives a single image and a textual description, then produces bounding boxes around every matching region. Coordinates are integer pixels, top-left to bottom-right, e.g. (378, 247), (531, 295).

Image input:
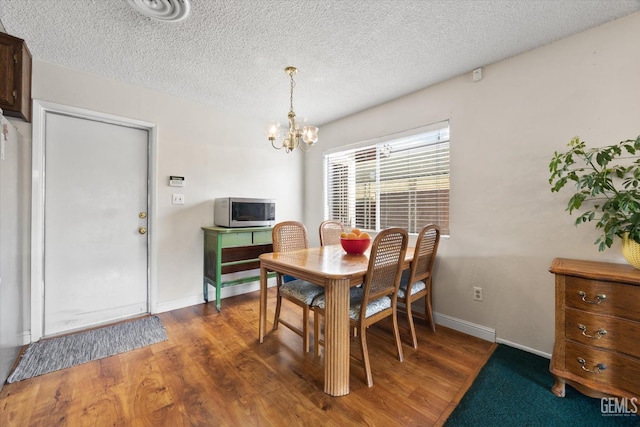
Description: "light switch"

(172, 194), (184, 205)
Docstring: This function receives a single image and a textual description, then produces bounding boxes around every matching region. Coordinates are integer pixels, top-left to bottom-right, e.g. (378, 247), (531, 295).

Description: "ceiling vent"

(127, 0), (190, 22)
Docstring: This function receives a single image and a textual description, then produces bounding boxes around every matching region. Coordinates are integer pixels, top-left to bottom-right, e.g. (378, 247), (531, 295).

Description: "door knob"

(139, 227), (147, 235)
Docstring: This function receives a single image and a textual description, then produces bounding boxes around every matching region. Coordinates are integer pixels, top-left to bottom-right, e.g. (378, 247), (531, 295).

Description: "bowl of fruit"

(340, 228), (371, 255)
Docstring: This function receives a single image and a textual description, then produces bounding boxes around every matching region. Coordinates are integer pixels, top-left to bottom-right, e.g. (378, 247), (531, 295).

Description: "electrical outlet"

(172, 193), (184, 205)
(473, 286), (483, 301)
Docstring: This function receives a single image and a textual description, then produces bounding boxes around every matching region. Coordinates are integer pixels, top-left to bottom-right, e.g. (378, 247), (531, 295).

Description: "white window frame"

(323, 121), (450, 235)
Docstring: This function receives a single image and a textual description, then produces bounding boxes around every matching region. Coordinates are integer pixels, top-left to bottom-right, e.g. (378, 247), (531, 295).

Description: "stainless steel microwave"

(214, 197), (276, 228)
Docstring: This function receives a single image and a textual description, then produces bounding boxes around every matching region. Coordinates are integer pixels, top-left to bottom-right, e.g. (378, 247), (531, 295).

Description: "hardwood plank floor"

(1, 289), (496, 426)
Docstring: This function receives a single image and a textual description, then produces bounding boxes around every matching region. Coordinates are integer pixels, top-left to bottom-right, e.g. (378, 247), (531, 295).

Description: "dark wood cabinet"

(549, 258), (640, 400)
(0, 32), (32, 122)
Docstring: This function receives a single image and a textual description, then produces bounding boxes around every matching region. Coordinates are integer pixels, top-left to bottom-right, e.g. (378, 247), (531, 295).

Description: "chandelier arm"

(271, 139), (284, 150)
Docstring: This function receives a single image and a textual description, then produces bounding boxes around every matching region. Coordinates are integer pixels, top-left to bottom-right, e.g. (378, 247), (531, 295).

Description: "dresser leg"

(551, 376), (566, 397)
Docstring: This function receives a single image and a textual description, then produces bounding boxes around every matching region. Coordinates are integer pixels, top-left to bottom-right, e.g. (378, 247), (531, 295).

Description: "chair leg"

(314, 309), (321, 356)
(272, 289), (282, 331)
(359, 324), (373, 387)
(392, 307), (404, 362)
(425, 286), (436, 333)
(302, 306), (310, 353)
(406, 299), (418, 349)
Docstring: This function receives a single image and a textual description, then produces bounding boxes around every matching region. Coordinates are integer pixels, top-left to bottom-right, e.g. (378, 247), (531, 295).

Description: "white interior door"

(43, 112), (149, 336)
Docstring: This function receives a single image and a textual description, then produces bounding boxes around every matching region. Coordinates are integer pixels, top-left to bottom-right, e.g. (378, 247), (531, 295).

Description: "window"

(323, 121), (450, 235)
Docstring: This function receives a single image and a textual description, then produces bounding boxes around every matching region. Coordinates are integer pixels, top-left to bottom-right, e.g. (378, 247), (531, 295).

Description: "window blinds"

(324, 122), (450, 235)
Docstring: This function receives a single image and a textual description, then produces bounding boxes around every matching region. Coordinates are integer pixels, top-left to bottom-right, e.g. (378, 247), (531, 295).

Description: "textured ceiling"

(1, 1), (639, 125)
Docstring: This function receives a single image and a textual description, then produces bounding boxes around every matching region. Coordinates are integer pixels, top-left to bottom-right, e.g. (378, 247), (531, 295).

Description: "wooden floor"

(1, 289), (496, 426)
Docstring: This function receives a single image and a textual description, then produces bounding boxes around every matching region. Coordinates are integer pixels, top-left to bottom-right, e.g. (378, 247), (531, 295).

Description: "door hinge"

(13, 89), (17, 99)
(13, 53), (18, 63)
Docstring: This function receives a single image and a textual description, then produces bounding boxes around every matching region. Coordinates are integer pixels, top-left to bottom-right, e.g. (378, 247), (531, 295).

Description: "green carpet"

(445, 344), (639, 426)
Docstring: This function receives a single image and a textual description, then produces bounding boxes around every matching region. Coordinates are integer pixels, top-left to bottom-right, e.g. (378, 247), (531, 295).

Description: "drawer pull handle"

(577, 324), (607, 339)
(577, 291), (606, 304)
(577, 357), (606, 374)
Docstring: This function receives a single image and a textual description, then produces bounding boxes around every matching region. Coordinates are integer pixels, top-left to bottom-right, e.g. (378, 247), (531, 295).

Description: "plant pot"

(622, 233), (640, 269)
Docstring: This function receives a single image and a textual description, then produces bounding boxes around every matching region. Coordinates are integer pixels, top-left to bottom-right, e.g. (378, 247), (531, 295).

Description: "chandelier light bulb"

(303, 126), (319, 144)
(265, 122), (281, 141)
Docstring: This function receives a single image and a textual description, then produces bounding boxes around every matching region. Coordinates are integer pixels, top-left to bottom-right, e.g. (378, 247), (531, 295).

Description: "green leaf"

(549, 135), (640, 252)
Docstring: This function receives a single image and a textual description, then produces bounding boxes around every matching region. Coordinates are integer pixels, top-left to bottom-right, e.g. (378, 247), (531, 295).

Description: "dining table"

(259, 243), (414, 396)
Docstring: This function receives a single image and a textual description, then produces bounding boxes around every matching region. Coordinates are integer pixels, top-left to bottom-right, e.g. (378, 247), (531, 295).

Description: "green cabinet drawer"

(252, 231), (272, 244)
(219, 232), (252, 247)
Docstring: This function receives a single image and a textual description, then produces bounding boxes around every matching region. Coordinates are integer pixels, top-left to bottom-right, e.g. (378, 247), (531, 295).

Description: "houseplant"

(549, 135), (640, 264)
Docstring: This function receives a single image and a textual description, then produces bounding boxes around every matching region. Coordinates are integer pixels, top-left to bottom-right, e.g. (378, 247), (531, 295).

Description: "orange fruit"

(359, 232), (370, 239)
(340, 232), (348, 238)
(351, 228), (361, 236)
(346, 232), (358, 239)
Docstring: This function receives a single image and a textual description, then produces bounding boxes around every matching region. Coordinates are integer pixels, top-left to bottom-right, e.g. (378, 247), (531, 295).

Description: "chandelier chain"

(289, 73), (296, 114)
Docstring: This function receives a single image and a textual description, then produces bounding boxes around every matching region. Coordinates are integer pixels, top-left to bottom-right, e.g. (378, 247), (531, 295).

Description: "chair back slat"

(273, 221), (309, 252)
(319, 220), (344, 246)
(362, 228), (408, 306)
(411, 225), (440, 283)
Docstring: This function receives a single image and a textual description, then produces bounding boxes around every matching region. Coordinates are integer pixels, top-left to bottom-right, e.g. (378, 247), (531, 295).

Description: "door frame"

(30, 99), (158, 341)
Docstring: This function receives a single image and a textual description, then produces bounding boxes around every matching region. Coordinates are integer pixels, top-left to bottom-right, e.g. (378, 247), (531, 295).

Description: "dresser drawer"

(565, 341), (640, 396)
(219, 232), (253, 248)
(565, 308), (640, 358)
(565, 276), (640, 322)
(252, 230), (272, 244)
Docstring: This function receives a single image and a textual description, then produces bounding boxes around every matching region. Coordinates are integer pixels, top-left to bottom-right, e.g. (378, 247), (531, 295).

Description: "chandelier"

(266, 66), (318, 153)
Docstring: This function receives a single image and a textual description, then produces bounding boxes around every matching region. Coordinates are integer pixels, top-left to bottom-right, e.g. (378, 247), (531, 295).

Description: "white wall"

(23, 60), (305, 323)
(304, 13), (640, 354)
(0, 115), (30, 383)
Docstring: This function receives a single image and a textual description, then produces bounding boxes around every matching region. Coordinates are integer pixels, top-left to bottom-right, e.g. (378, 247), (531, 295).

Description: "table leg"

(323, 277), (351, 396)
(259, 264), (268, 343)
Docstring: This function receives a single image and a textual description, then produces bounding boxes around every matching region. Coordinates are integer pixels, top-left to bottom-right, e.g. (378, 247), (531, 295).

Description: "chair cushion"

(312, 288), (391, 319)
(397, 279), (426, 299)
(280, 279), (325, 305)
(312, 288), (362, 310)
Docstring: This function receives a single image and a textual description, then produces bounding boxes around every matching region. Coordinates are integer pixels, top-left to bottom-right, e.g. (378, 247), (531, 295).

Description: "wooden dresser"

(549, 258), (640, 399)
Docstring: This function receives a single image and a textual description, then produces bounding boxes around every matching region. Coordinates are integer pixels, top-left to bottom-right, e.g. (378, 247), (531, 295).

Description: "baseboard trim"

(155, 294), (203, 314)
(496, 337), (551, 359)
(154, 279), (276, 314)
(434, 312), (496, 343)
(154, 284), (500, 345)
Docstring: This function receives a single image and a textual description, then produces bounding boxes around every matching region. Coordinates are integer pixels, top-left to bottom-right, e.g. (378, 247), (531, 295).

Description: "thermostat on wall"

(169, 176), (184, 187)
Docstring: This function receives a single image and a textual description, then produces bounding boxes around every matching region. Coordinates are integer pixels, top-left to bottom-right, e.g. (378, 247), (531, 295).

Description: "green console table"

(202, 226), (274, 311)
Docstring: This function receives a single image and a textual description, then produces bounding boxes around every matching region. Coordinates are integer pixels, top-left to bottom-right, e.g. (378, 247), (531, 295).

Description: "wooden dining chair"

(272, 221), (325, 353)
(319, 220), (344, 246)
(313, 227), (408, 386)
(397, 224), (440, 348)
